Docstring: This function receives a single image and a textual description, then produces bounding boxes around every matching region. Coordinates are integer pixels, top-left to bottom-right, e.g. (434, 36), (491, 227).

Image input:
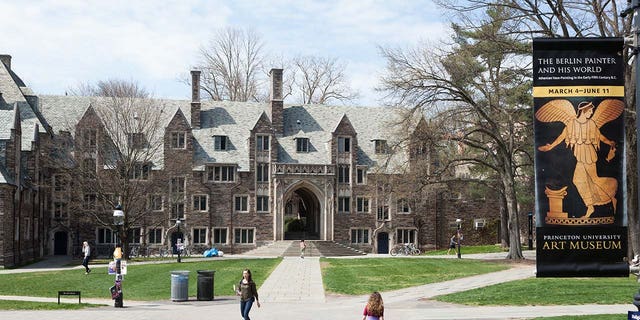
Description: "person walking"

(447, 235), (456, 255)
(300, 239), (306, 258)
(81, 241), (91, 274)
(362, 291), (384, 320)
(235, 268), (260, 320)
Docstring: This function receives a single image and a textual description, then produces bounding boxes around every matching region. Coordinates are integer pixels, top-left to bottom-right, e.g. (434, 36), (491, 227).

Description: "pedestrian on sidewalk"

(300, 239), (306, 258)
(81, 241), (91, 274)
(362, 291), (384, 320)
(235, 268), (260, 320)
(447, 235), (456, 255)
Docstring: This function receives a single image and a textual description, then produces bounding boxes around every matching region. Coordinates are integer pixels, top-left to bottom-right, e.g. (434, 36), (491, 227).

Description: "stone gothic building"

(0, 55), (500, 267)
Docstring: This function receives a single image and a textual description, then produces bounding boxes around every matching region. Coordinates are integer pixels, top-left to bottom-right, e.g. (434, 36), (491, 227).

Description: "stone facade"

(0, 56), (505, 264)
(0, 55), (51, 267)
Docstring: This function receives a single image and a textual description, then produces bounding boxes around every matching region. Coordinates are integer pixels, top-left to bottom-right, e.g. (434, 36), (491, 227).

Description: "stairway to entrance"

(282, 241), (367, 257)
(241, 241), (367, 257)
(240, 241), (295, 256)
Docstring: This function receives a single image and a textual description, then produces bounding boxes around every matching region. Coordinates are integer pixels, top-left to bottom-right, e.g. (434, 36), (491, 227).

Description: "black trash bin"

(197, 270), (215, 301)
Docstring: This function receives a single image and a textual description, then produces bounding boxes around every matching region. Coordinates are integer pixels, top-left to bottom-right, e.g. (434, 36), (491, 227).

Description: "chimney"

(269, 68), (283, 135)
(0, 55), (11, 70)
(190, 70), (201, 128)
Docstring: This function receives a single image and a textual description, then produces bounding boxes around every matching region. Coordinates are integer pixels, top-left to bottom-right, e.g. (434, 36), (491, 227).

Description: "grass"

(321, 257), (509, 295)
(0, 258), (281, 301)
(0, 300), (104, 310)
(425, 244), (508, 256)
(435, 276), (638, 306)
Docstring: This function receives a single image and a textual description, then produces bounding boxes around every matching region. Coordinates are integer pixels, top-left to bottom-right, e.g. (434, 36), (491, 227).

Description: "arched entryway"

(54, 231), (68, 255)
(284, 187), (321, 240)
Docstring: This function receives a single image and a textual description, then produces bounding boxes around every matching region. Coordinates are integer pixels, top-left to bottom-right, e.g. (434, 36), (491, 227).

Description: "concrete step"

(241, 241), (295, 256)
(282, 241), (367, 257)
(241, 240), (367, 257)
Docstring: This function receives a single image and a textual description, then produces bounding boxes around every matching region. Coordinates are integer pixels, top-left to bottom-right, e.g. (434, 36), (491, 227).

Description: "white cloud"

(0, 0), (448, 103)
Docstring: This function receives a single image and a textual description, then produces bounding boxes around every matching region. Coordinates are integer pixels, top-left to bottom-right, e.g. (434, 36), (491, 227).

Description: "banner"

(533, 38), (628, 277)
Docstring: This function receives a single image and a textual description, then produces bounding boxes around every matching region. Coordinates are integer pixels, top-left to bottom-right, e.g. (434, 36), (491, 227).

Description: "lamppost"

(456, 218), (462, 259)
(528, 212), (533, 250)
(176, 219), (183, 263)
(113, 205), (124, 308)
(621, 1), (640, 312)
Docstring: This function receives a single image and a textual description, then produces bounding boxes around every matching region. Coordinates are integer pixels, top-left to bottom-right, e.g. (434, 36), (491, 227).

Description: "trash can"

(197, 270), (215, 301)
(170, 271), (190, 301)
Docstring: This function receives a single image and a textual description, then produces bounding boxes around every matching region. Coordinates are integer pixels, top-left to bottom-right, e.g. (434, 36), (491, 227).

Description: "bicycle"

(129, 245), (139, 258)
(405, 243), (421, 255)
(158, 247), (170, 258)
(390, 244), (406, 256)
(390, 243), (421, 256)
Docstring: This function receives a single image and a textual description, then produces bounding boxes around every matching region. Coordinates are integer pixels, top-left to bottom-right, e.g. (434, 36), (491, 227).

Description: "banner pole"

(624, 0), (640, 312)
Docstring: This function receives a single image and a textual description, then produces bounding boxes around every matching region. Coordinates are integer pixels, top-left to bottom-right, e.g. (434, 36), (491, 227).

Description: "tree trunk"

(503, 170), (524, 260)
(500, 193), (509, 248)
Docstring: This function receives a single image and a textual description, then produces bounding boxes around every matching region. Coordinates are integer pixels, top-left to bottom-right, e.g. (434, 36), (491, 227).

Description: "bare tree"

(54, 80), (167, 258)
(68, 79), (150, 98)
(196, 27), (265, 102)
(378, 7), (533, 259)
(291, 55), (359, 104)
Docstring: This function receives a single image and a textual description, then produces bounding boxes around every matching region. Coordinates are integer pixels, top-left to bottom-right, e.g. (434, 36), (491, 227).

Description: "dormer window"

(296, 137), (309, 152)
(170, 132), (186, 149)
(338, 137), (351, 153)
(256, 135), (269, 151)
(214, 135), (229, 151)
(83, 129), (97, 148)
(127, 132), (147, 149)
(374, 139), (388, 154)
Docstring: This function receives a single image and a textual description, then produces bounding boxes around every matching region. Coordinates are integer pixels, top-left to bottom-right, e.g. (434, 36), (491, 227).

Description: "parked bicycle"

(390, 243), (421, 256)
(129, 245), (140, 258)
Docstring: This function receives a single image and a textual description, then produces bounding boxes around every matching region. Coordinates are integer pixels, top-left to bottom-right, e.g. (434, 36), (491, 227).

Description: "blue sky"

(1, 0), (448, 106)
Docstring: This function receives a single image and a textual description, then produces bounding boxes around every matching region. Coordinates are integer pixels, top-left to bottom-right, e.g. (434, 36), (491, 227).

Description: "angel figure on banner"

(536, 99), (624, 219)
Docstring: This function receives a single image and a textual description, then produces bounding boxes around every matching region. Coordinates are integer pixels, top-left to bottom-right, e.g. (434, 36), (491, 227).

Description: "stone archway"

(282, 184), (324, 240)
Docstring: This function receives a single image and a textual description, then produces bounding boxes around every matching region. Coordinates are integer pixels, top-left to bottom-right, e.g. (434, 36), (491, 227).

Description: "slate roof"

(39, 95), (188, 170)
(38, 94), (410, 173)
(279, 104), (408, 172)
(0, 59), (47, 151)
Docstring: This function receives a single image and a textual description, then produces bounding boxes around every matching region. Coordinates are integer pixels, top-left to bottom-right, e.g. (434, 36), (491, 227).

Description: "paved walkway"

(259, 256), (325, 303)
(0, 250), (636, 319)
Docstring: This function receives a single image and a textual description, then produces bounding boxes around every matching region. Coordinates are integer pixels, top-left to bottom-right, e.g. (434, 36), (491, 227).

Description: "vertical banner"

(534, 38), (628, 277)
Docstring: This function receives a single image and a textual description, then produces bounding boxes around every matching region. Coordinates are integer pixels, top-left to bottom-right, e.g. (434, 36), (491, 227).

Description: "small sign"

(120, 260), (127, 275)
(108, 260), (128, 275)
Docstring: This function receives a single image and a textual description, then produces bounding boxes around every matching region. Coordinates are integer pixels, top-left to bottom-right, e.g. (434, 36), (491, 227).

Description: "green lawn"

(321, 257), (509, 295)
(435, 276), (638, 306)
(0, 300), (104, 310)
(0, 258), (280, 301)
